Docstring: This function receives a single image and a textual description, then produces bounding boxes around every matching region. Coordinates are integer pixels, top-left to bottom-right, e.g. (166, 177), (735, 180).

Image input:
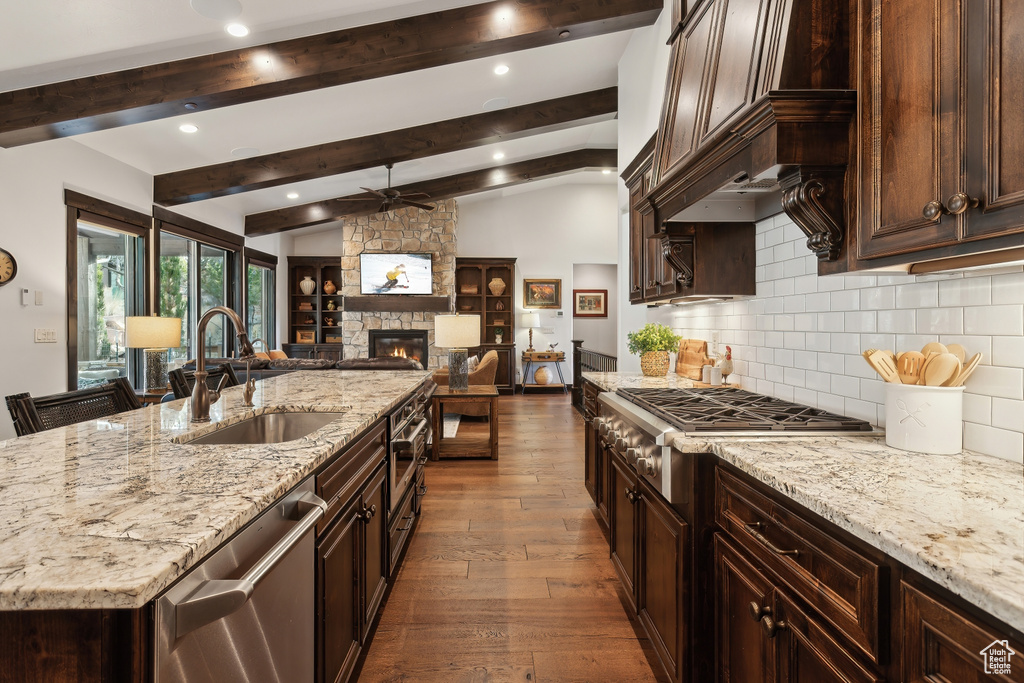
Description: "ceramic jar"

(534, 366), (551, 384)
(495, 333), (503, 344)
(488, 278), (506, 296)
(323, 279), (337, 295)
(640, 351), (670, 377)
(299, 276), (316, 295)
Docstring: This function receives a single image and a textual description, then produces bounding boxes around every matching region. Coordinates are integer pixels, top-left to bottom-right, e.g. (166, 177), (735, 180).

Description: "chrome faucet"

(191, 306), (257, 423)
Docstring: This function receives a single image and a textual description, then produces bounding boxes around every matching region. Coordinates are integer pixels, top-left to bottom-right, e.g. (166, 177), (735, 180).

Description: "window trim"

(65, 192), (151, 392)
(244, 248), (279, 349)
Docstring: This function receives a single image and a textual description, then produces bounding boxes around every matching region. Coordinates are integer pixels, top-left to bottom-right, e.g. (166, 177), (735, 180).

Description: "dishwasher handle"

(173, 491), (327, 639)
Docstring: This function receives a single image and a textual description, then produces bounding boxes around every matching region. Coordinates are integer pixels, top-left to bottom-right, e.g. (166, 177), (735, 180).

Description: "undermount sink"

(177, 411), (347, 445)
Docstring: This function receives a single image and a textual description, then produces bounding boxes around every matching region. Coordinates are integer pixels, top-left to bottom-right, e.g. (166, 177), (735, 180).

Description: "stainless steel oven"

(389, 380), (434, 512)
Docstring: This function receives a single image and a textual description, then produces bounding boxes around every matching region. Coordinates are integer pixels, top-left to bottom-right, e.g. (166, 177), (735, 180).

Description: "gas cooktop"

(615, 387), (874, 433)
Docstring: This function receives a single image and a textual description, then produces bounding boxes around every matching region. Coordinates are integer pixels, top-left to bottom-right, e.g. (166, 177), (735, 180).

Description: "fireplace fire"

(368, 330), (429, 368)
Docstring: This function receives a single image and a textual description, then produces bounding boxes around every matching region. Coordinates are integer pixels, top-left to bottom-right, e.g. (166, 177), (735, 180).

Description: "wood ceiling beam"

(0, 0), (662, 148)
(244, 147), (616, 236)
(154, 87), (617, 205)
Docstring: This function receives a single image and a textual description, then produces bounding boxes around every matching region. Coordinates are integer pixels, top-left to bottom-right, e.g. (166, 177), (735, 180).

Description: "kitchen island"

(583, 371), (1024, 682)
(0, 369), (430, 682)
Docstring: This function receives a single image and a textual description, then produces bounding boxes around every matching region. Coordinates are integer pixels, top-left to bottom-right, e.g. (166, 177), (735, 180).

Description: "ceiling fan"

(351, 163), (436, 214)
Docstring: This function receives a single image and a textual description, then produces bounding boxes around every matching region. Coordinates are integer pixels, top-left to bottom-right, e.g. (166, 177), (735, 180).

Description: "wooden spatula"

(922, 353), (961, 386)
(897, 351), (925, 384)
(952, 353), (982, 387)
(868, 349), (902, 383)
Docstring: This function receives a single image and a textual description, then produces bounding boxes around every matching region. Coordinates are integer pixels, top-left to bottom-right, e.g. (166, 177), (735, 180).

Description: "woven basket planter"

(640, 351), (670, 377)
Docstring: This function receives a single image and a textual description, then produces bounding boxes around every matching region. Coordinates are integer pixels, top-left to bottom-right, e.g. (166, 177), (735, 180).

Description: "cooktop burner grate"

(615, 387), (873, 432)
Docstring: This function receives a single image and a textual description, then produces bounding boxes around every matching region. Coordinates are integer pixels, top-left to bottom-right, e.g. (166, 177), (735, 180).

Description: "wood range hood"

(640, 0), (855, 269)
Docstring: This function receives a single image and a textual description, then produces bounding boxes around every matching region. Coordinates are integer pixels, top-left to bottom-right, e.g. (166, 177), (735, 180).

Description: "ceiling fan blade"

(400, 192), (431, 199)
(360, 187), (387, 198)
(399, 199), (436, 211)
(377, 201), (390, 214)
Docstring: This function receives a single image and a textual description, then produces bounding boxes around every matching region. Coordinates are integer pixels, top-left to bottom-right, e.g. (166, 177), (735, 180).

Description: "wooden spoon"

(897, 351), (926, 384)
(921, 342), (948, 356)
(916, 352), (940, 385)
(922, 353), (961, 386)
(946, 343), (967, 364)
(952, 353), (982, 387)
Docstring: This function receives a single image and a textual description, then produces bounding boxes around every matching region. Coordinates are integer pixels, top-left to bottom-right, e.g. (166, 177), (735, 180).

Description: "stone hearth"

(339, 199), (457, 369)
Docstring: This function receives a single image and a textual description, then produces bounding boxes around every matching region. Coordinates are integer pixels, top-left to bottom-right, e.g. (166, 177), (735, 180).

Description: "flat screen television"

(359, 253), (433, 294)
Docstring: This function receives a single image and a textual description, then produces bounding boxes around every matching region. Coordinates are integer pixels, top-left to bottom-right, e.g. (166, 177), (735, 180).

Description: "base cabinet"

(608, 452), (639, 612)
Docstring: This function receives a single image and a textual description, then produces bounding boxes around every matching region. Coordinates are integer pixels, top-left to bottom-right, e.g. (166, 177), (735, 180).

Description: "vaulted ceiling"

(0, 0), (662, 236)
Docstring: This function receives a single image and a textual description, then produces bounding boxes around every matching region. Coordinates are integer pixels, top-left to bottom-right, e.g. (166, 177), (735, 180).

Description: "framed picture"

(573, 289), (608, 318)
(523, 278), (561, 309)
(296, 330), (316, 344)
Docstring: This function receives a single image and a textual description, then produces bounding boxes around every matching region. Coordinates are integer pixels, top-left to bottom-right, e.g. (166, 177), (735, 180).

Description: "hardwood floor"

(358, 394), (662, 682)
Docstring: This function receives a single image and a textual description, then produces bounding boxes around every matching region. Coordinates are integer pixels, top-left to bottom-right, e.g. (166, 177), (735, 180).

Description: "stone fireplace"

(368, 330), (429, 368)
(338, 199), (457, 369)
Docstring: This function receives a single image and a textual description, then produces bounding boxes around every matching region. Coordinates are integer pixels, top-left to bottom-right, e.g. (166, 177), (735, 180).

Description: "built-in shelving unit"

(454, 257), (516, 394)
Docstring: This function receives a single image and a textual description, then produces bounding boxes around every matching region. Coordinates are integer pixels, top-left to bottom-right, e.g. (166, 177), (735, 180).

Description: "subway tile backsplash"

(661, 214), (1024, 464)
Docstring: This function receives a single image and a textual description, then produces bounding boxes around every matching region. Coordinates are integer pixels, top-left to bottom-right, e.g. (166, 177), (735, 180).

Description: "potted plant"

(627, 323), (682, 377)
(494, 327), (504, 344)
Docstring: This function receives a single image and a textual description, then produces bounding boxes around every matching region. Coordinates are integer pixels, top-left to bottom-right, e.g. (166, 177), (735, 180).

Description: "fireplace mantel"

(342, 296), (451, 313)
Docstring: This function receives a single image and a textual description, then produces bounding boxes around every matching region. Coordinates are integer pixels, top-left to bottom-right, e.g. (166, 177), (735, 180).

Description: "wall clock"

(0, 248), (16, 286)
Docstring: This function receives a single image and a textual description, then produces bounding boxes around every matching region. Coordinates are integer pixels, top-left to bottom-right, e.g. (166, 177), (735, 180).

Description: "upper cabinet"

(857, 0), (1024, 263)
(646, 0), (855, 267)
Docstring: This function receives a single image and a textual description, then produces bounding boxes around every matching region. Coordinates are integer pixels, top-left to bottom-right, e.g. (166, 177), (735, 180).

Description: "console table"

(521, 351), (568, 394)
(430, 385), (499, 460)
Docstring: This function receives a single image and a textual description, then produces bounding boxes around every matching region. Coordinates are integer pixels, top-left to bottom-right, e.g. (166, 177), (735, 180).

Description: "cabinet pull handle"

(743, 522), (799, 557)
(748, 601), (771, 622)
(417, 484), (428, 495)
(624, 487), (639, 504)
(760, 615), (787, 639)
(358, 504), (377, 522)
(923, 193), (980, 219)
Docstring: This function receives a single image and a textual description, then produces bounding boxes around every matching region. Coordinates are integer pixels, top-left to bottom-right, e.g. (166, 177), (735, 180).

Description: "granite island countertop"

(0, 370), (430, 611)
(584, 371), (1024, 634)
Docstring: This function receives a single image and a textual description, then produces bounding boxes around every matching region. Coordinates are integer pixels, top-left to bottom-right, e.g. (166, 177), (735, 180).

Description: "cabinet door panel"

(858, 0), (961, 258)
(965, 0), (1024, 238)
(609, 453), (639, 611)
(318, 505), (360, 683)
(903, 581), (1024, 682)
(361, 464), (388, 640)
(629, 181), (646, 303)
(774, 592), (882, 683)
(703, 0), (770, 139)
(639, 485), (689, 683)
(714, 534), (774, 683)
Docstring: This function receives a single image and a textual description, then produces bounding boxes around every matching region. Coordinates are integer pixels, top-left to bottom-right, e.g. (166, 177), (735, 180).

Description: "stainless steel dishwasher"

(154, 477), (326, 683)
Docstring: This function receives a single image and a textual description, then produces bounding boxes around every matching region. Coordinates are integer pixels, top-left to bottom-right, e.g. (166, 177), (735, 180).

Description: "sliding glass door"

(246, 262), (276, 349)
(75, 220), (144, 389)
(159, 234), (232, 365)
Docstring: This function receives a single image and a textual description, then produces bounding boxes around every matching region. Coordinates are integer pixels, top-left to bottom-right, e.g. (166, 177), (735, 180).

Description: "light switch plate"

(20, 288), (29, 306)
(34, 329), (57, 343)
(34, 290), (43, 305)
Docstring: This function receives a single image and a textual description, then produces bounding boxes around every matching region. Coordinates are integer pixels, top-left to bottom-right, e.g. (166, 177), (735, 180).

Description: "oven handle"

(171, 491), (326, 639)
(393, 417), (428, 451)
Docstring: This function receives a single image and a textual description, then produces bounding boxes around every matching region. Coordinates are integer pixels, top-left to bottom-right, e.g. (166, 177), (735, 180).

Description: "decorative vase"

(495, 300), (505, 311)
(640, 351), (670, 377)
(327, 300), (336, 311)
(495, 333), (503, 344)
(534, 366), (551, 385)
(299, 276), (316, 295)
(323, 279), (337, 295)
(488, 277), (506, 296)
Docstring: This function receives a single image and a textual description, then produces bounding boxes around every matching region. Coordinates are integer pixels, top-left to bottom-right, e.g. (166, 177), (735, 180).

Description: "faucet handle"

(208, 374), (231, 405)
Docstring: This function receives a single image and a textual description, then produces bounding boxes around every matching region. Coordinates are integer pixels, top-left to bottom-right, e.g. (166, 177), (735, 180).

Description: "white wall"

(458, 183), (619, 384)
(615, 4), (673, 372)
(572, 263), (618, 357)
(651, 214), (1024, 464)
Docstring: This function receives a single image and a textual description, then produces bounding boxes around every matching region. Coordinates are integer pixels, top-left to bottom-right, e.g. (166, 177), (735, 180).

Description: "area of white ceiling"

(2, 0), (639, 225)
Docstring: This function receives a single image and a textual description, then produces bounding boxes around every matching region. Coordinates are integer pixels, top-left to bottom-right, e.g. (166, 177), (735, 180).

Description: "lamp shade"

(125, 316), (182, 349)
(521, 312), (541, 328)
(434, 314), (480, 348)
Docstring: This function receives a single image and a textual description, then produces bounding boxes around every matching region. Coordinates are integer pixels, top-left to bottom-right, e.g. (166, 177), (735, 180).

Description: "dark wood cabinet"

(287, 256), (344, 355)
(317, 498), (361, 683)
(360, 464), (388, 638)
(714, 534), (774, 683)
(624, 135), (656, 305)
(902, 581), (1024, 682)
(858, 0), (1024, 264)
(608, 451), (639, 613)
(455, 257), (517, 394)
(638, 478), (689, 683)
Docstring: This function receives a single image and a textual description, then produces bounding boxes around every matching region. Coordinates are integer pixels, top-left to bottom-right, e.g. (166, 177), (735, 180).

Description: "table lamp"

(434, 314), (480, 391)
(126, 316), (182, 394)
(521, 312), (540, 352)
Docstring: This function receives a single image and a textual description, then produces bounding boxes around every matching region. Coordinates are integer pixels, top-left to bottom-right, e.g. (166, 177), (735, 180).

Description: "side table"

(430, 385), (499, 460)
(521, 351), (568, 394)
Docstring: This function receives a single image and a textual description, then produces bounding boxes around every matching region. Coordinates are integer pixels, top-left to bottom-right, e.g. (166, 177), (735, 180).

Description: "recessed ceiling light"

(226, 23), (249, 37)
(602, 169), (613, 175)
(179, 123), (199, 134)
(493, 152), (505, 161)
(482, 97), (509, 111)
(558, 30), (571, 39)
(287, 192), (300, 200)
(230, 146), (260, 158)
(494, 64), (510, 75)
